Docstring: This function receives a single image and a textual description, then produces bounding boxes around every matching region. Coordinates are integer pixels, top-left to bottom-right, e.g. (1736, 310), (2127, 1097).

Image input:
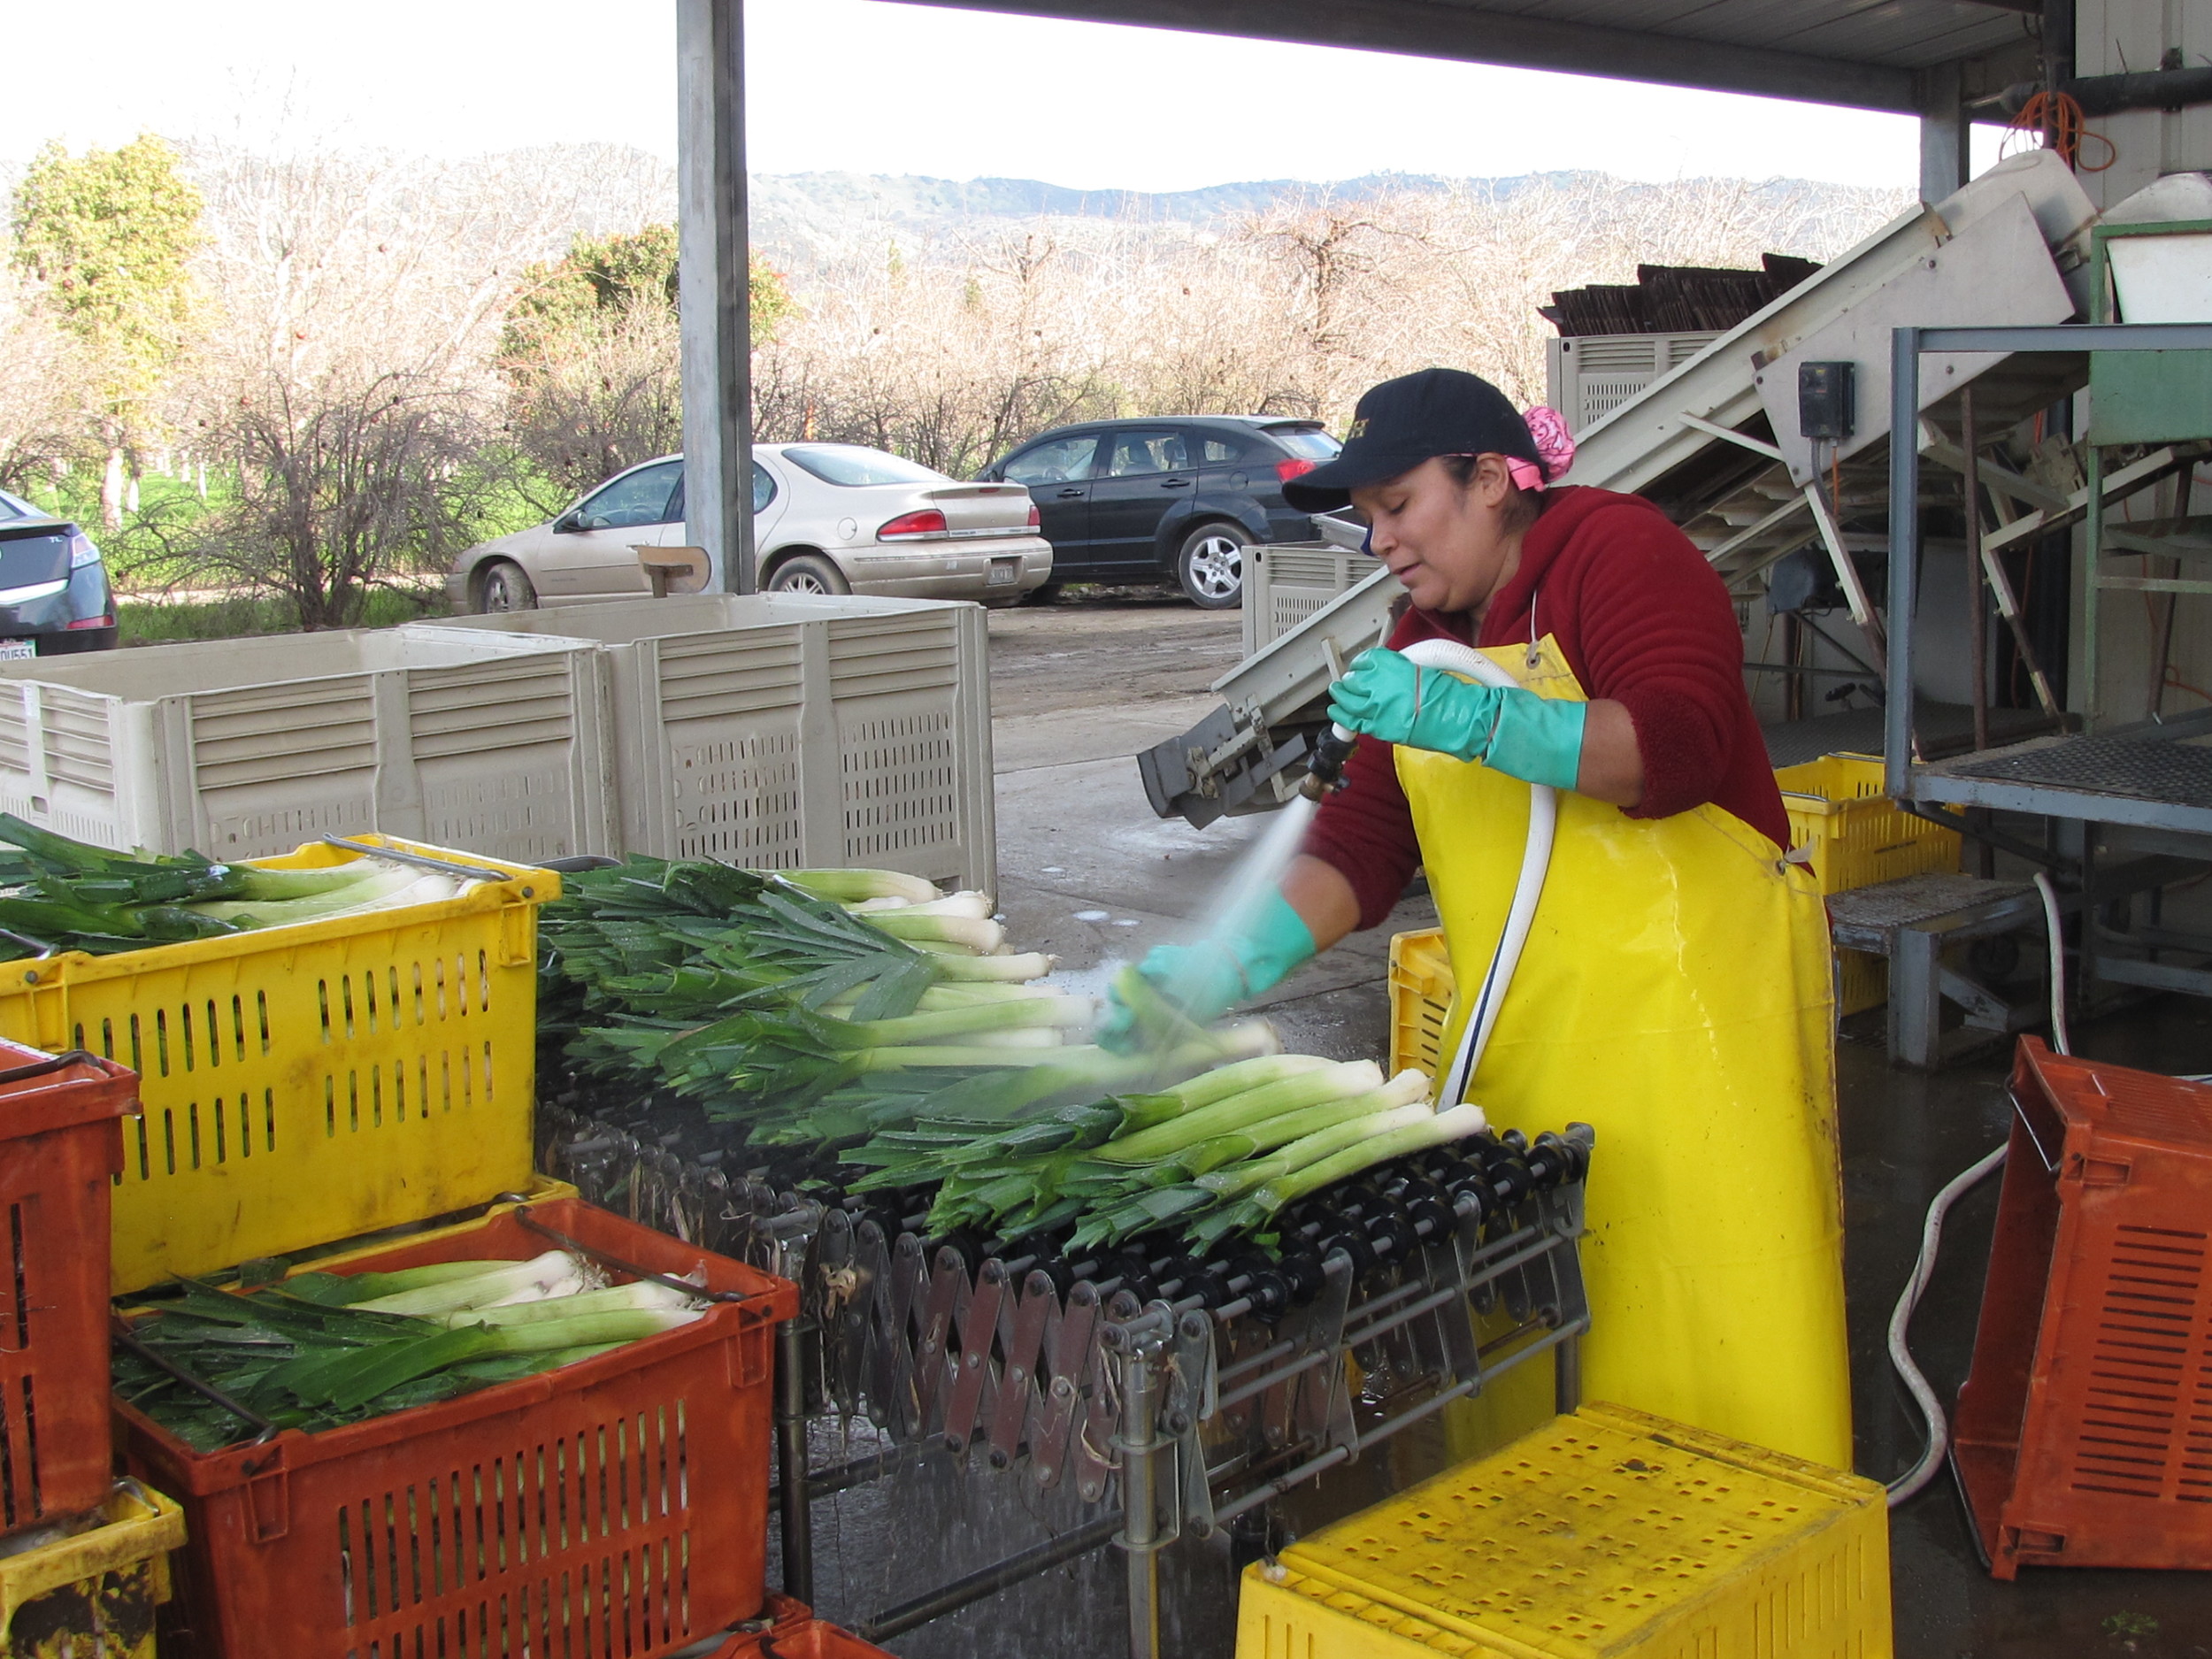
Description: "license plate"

(0, 641), (35, 661)
(987, 561), (1018, 586)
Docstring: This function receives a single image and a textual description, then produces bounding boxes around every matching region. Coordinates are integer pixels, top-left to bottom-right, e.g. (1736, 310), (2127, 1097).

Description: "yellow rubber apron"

(1400, 636), (1853, 1469)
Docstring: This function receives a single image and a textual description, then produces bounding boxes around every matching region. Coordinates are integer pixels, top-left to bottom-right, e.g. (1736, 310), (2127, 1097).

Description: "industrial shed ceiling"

(905, 0), (2047, 112)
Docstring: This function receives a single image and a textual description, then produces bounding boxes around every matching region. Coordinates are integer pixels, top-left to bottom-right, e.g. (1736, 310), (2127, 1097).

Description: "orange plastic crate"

(0, 1042), (138, 1533)
(1954, 1039), (2212, 1577)
(116, 1197), (797, 1659)
(711, 1596), (895, 1657)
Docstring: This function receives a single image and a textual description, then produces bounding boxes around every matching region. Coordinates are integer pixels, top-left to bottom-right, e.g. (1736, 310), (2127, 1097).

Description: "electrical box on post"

(1798, 360), (1855, 442)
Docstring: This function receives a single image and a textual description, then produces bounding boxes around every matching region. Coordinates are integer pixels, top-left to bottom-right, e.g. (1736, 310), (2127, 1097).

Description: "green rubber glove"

(1327, 648), (1588, 791)
(1098, 888), (1317, 1053)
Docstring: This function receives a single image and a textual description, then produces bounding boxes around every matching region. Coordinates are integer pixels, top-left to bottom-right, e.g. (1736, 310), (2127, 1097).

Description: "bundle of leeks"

(541, 858), (1275, 1143)
(114, 1251), (706, 1450)
(848, 1053), (1485, 1248)
(0, 815), (460, 956)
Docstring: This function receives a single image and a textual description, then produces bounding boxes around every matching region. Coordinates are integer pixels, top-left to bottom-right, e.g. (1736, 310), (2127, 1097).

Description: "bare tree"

(0, 272), (89, 496)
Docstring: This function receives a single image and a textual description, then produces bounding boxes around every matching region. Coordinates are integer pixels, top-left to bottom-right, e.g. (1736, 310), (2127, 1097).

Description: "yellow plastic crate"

(1236, 1402), (1891, 1659)
(0, 1480), (185, 1659)
(1837, 949), (1887, 1018)
(0, 835), (557, 1293)
(1775, 753), (1958, 896)
(1388, 927), (1453, 1080)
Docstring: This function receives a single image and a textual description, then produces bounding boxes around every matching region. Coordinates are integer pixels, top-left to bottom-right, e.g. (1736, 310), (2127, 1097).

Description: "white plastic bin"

(1242, 543), (1395, 658)
(425, 595), (995, 895)
(0, 626), (611, 863)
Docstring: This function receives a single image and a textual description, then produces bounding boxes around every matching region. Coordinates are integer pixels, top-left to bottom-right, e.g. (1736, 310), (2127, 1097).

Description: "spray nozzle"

(1300, 725), (1359, 801)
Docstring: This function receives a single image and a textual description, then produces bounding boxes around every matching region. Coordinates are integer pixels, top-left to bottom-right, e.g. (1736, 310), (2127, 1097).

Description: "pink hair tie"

(1508, 406), (1576, 491)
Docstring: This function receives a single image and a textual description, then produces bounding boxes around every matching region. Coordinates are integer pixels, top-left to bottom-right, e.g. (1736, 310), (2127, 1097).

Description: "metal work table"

(1885, 320), (2212, 1010)
(1908, 706), (2212, 835)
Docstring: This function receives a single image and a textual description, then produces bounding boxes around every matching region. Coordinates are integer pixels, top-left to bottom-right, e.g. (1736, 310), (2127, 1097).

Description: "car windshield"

(574, 460), (681, 529)
(1263, 426), (1342, 460)
(0, 529), (72, 588)
(780, 445), (947, 487)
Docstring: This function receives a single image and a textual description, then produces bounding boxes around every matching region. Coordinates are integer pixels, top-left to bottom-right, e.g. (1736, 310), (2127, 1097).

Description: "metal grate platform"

(1827, 872), (2032, 941)
(1947, 729), (2212, 809)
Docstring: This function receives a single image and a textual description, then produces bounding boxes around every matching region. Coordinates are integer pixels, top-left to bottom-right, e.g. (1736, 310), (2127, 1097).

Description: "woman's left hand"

(1329, 649), (1589, 791)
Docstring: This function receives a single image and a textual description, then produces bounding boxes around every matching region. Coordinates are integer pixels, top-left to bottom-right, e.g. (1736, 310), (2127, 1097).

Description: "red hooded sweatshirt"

(1302, 486), (1789, 931)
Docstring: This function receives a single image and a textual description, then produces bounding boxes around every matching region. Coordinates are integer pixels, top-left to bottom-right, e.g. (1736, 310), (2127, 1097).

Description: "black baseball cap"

(1281, 367), (1540, 512)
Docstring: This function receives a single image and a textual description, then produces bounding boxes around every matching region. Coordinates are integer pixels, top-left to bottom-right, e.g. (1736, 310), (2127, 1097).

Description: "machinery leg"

(1890, 925), (1945, 1070)
(1116, 1343), (1164, 1659)
(777, 1317), (814, 1606)
(1554, 1332), (1582, 1415)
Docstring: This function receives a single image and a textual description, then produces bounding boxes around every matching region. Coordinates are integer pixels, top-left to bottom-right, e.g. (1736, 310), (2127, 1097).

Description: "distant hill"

(746, 168), (1899, 267)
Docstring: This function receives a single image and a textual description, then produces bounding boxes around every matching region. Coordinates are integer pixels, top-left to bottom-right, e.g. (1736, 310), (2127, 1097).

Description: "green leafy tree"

(10, 134), (205, 528)
(497, 226), (793, 509)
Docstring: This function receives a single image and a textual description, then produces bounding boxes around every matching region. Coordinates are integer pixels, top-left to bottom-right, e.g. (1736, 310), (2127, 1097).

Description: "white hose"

(1884, 869), (2070, 1506)
(1393, 639), (1560, 1106)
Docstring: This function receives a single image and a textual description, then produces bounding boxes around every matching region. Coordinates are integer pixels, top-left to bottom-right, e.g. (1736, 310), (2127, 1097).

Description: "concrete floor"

(975, 591), (2212, 1658)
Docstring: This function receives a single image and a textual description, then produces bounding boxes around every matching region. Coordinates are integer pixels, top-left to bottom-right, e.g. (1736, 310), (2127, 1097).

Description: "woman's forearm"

(1575, 700), (1644, 808)
(1281, 853), (1361, 953)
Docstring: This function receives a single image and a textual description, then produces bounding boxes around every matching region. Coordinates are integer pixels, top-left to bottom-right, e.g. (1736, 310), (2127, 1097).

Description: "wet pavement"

(806, 593), (2212, 1657)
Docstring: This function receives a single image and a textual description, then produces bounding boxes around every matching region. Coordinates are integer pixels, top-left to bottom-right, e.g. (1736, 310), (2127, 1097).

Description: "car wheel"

(765, 554), (851, 596)
(478, 560), (538, 612)
(1175, 523), (1248, 610)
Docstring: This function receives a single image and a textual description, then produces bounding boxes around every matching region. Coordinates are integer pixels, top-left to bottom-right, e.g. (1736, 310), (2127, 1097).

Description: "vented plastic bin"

(0, 1479), (185, 1659)
(1242, 542), (1377, 658)
(0, 1044), (139, 1532)
(0, 835), (555, 1294)
(1386, 927), (1452, 1080)
(1235, 1402), (1891, 1659)
(424, 595), (995, 894)
(0, 626), (611, 864)
(117, 1196), (797, 1659)
(1775, 752), (1959, 896)
(1543, 331), (1721, 434)
(710, 1595), (895, 1656)
(1953, 1038), (2212, 1578)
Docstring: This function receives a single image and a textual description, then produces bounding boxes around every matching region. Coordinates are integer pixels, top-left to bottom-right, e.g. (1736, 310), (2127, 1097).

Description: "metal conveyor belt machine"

(1140, 149), (2108, 827)
(538, 1091), (1593, 1655)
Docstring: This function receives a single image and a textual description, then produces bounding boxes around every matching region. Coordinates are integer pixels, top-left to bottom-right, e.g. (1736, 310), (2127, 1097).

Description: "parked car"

(0, 488), (118, 657)
(976, 416), (1342, 609)
(447, 444), (1053, 612)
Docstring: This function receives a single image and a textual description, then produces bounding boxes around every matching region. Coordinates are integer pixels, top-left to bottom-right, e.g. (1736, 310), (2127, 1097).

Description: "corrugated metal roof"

(1454, 1), (2033, 71)
(915, 0), (2045, 112)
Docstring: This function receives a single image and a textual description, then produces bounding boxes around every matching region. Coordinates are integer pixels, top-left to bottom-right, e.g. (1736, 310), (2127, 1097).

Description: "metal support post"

(1916, 60), (1969, 206)
(1554, 1333), (1582, 1415)
(676, 0), (757, 593)
(1886, 326), (1924, 800)
(1114, 1339), (1166, 1659)
(775, 1317), (814, 1605)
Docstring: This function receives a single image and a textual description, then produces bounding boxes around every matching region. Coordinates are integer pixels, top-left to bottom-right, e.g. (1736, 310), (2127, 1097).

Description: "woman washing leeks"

(1104, 368), (1852, 1470)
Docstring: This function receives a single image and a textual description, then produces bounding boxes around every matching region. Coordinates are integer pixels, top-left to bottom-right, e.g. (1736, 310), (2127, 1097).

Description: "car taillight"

(1275, 457), (1318, 482)
(65, 614), (111, 629)
(1026, 503), (1041, 528)
(877, 509), (949, 540)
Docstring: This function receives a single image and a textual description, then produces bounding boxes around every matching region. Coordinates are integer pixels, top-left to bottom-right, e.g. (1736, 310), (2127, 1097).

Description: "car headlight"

(68, 533), (99, 569)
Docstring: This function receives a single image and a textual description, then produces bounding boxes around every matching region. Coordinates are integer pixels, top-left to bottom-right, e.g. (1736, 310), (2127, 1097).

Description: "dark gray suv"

(977, 416), (1340, 609)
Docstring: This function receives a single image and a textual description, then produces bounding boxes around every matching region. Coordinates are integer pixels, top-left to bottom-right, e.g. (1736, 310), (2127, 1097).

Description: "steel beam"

(677, 0), (757, 593)
(1918, 61), (1970, 205)
(903, 0), (1920, 112)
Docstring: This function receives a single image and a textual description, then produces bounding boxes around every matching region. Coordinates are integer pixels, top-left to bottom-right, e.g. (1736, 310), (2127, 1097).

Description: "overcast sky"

(3, 0), (2003, 191)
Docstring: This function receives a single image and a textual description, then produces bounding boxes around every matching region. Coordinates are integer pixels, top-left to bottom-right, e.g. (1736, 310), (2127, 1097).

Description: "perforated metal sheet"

(1950, 732), (2212, 810)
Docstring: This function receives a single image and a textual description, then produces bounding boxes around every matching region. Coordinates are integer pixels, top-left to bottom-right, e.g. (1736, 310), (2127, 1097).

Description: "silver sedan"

(447, 443), (1054, 611)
